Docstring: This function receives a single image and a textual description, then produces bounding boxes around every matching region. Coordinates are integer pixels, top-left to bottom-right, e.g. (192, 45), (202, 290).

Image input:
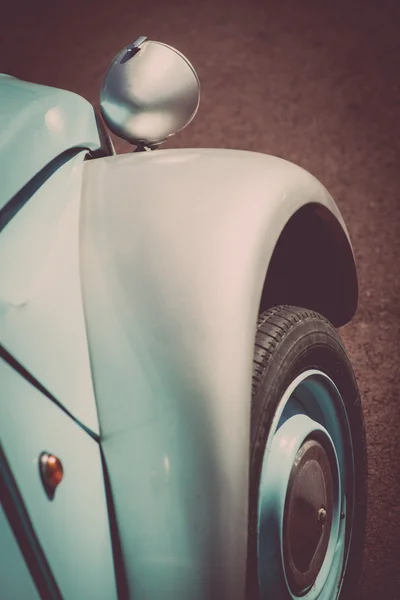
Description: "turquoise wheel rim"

(257, 370), (354, 600)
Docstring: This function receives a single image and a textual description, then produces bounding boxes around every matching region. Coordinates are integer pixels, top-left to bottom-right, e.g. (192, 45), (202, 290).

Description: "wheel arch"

(260, 202), (358, 327)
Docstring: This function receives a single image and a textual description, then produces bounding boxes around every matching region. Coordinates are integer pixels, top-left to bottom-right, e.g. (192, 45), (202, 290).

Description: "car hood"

(0, 74), (101, 213)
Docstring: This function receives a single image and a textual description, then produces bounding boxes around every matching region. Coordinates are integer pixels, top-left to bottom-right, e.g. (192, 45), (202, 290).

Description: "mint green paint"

(0, 504), (41, 600)
(0, 152), (100, 434)
(0, 358), (117, 599)
(0, 74), (101, 211)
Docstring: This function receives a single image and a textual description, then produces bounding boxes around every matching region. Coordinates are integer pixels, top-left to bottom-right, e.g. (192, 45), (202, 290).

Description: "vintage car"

(0, 37), (367, 600)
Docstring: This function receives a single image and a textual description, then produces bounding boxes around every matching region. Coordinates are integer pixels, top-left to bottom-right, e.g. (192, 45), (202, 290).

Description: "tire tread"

(252, 305), (333, 397)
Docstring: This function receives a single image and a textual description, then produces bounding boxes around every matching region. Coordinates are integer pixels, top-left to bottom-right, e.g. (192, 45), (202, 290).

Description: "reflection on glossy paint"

(44, 106), (64, 134)
(151, 151), (200, 165)
(163, 455), (170, 476)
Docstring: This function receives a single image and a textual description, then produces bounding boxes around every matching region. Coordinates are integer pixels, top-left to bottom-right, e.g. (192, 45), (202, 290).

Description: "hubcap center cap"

(283, 438), (334, 595)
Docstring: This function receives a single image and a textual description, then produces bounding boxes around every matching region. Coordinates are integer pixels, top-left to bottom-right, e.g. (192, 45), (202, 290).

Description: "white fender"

(80, 148), (357, 600)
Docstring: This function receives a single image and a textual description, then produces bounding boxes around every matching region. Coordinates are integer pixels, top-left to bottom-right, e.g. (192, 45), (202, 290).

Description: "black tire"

(246, 305), (367, 600)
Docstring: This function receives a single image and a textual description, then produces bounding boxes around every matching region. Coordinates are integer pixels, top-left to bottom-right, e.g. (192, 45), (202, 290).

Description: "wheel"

(246, 306), (367, 600)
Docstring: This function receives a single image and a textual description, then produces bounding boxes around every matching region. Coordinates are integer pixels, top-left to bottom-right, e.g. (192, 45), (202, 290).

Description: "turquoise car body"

(0, 75), (117, 599)
(0, 74), (102, 212)
(0, 75), (358, 600)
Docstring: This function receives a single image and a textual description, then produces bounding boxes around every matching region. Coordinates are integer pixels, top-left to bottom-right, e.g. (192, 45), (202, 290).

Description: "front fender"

(80, 149), (357, 599)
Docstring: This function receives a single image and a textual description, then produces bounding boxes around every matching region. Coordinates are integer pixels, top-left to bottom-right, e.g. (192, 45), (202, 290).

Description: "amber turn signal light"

(39, 452), (64, 499)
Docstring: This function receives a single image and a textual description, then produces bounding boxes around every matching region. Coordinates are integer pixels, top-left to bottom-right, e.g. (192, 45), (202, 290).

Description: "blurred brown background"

(1, 1), (399, 598)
